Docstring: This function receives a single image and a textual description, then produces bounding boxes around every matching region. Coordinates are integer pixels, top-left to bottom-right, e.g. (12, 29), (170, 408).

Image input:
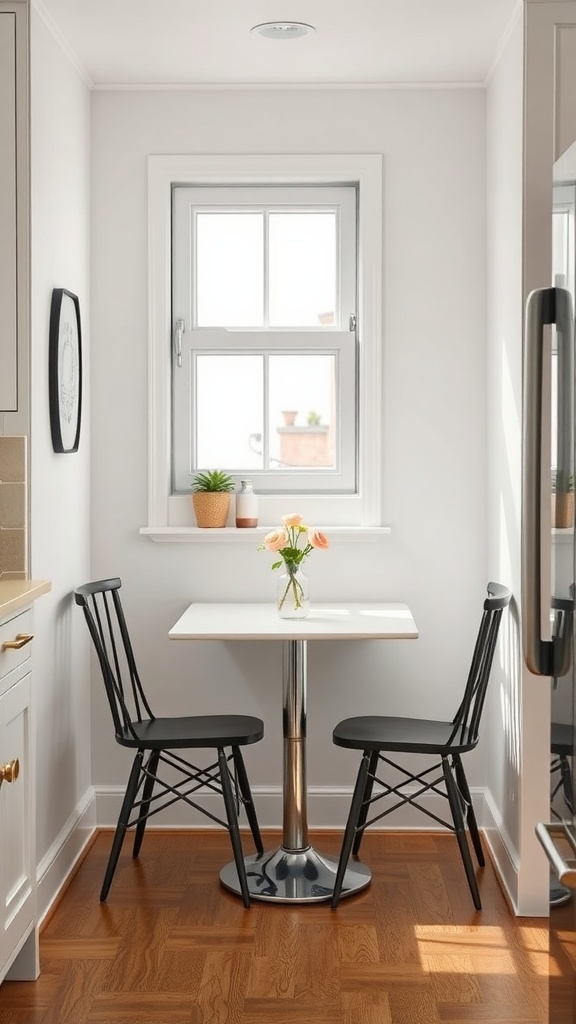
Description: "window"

(172, 186), (357, 494)
(145, 155), (383, 532)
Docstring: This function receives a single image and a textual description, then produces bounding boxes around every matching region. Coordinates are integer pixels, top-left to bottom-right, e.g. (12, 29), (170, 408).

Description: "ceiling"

(35, 0), (519, 88)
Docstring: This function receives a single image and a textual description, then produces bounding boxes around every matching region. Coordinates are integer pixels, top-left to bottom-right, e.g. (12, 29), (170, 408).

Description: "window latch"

(349, 313), (357, 332)
(174, 319), (184, 368)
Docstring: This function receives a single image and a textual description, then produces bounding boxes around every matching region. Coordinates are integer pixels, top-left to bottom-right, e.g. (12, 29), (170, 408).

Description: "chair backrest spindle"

(449, 583), (510, 748)
(74, 578), (155, 742)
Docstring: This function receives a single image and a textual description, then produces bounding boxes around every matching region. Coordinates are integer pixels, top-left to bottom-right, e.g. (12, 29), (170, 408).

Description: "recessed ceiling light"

(251, 22), (316, 40)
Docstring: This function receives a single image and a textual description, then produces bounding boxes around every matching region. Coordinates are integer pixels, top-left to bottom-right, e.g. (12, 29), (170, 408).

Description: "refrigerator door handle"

(555, 287), (574, 509)
(522, 286), (574, 676)
(553, 287), (575, 678)
(522, 287), (556, 676)
(536, 822), (576, 889)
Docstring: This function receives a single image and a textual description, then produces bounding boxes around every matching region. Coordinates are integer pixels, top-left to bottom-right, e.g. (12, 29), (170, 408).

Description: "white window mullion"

(263, 209), (270, 328)
(192, 209), (199, 329)
(263, 352), (270, 470)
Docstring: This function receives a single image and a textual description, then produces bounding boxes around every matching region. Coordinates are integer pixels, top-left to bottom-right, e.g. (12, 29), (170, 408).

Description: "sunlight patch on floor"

(414, 923), (550, 975)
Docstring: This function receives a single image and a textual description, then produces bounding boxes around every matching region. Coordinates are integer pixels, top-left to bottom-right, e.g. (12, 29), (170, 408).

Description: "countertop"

(0, 579), (52, 619)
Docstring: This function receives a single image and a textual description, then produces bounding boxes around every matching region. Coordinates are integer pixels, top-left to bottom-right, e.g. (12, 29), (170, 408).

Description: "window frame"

(145, 154), (383, 532)
(172, 184), (358, 495)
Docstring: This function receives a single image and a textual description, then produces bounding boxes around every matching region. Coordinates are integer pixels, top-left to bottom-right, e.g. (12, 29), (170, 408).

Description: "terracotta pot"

(552, 492), (574, 529)
(192, 492), (231, 528)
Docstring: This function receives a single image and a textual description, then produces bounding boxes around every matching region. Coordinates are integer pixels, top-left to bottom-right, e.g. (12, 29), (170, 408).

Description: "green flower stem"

(278, 567), (305, 611)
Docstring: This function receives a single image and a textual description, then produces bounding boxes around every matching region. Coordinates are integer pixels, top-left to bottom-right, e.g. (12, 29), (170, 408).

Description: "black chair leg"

(232, 747), (264, 855)
(351, 750), (379, 856)
(133, 750), (160, 859)
(219, 748), (251, 908)
(332, 751), (371, 909)
(442, 756), (482, 911)
(559, 754), (574, 814)
(452, 754), (484, 866)
(101, 751), (143, 902)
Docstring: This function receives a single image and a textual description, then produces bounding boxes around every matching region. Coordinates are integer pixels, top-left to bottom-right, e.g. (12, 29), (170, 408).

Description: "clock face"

(49, 289), (82, 453)
(58, 293), (80, 451)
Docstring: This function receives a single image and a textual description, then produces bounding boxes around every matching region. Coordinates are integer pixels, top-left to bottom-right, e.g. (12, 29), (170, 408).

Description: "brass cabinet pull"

(2, 632), (34, 651)
(0, 759), (19, 783)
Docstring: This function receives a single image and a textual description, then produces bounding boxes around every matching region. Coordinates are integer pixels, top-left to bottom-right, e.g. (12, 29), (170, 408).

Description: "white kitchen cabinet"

(0, 0), (29, 415)
(0, 607), (38, 983)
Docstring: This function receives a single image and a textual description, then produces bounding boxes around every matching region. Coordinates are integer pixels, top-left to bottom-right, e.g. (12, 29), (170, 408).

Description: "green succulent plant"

(191, 469), (235, 493)
(551, 469), (575, 493)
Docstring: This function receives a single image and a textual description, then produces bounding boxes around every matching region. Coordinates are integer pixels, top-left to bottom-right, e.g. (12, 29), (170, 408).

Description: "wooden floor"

(0, 829), (550, 1024)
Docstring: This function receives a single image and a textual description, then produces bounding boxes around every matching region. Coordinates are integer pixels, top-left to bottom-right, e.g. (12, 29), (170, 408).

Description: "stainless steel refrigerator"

(523, 182), (576, 1023)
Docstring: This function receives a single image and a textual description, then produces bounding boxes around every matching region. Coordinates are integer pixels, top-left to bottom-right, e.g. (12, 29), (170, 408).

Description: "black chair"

(330, 582), (511, 911)
(75, 578), (264, 906)
(550, 595), (574, 819)
(551, 721), (575, 818)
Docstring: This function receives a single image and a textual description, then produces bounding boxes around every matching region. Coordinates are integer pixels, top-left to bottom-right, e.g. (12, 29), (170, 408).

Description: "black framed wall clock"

(49, 288), (82, 453)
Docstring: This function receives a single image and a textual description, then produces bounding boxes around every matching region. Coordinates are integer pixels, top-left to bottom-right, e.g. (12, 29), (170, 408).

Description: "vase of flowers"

(259, 513), (329, 619)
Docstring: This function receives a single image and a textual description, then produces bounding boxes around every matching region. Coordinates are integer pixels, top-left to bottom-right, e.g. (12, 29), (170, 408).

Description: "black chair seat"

(119, 715), (264, 749)
(330, 582), (511, 912)
(75, 577), (264, 907)
(551, 721), (574, 754)
(334, 716), (474, 755)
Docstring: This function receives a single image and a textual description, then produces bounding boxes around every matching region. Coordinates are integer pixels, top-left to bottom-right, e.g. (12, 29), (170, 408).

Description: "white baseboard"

(36, 787), (97, 926)
(36, 784), (521, 923)
(94, 782), (490, 831)
(482, 788), (522, 913)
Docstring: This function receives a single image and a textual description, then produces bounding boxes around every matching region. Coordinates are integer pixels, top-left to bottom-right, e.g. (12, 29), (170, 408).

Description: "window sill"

(140, 526), (391, 543)
(552, 527), (574, 542)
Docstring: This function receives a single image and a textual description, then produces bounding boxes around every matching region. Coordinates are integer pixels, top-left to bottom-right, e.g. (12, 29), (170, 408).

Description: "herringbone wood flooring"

(0, 830), (550, 1024)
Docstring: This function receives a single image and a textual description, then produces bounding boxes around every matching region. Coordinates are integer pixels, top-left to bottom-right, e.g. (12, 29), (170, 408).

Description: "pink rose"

(281, 513), (304, 528)
(308, 529), (330, 550)
(263, 528), (288, 552)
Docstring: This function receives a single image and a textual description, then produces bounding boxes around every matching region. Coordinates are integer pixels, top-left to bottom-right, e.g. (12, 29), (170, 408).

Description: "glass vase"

(276, 566), (310, 619)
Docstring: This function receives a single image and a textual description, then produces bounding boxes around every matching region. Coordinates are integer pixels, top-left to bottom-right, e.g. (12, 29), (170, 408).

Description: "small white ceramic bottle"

(235, 480), (258, 528)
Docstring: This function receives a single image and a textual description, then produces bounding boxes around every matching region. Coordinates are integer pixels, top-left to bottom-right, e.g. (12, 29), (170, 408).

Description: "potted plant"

(551, 469), (575, 528)
(191, 469), (234, 528)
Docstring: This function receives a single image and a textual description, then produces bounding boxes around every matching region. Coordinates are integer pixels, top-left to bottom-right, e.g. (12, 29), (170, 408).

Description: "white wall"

(485, 6), (555, 916)
(485, 13), (529, 910)
(29, 9), (93, 919)
(90, 88), (491, 828)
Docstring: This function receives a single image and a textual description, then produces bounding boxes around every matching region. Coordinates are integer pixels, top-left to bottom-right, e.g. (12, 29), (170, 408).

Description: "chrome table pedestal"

(220, 639), (371, 903)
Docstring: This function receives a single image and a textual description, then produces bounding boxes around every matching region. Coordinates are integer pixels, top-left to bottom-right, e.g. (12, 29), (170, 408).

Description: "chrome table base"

(221, 639), (372, 904)
(220, 845), (371, 904)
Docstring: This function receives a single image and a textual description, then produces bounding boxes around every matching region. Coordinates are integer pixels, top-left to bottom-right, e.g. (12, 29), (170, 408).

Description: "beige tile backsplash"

(0, 436), (27, 578)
